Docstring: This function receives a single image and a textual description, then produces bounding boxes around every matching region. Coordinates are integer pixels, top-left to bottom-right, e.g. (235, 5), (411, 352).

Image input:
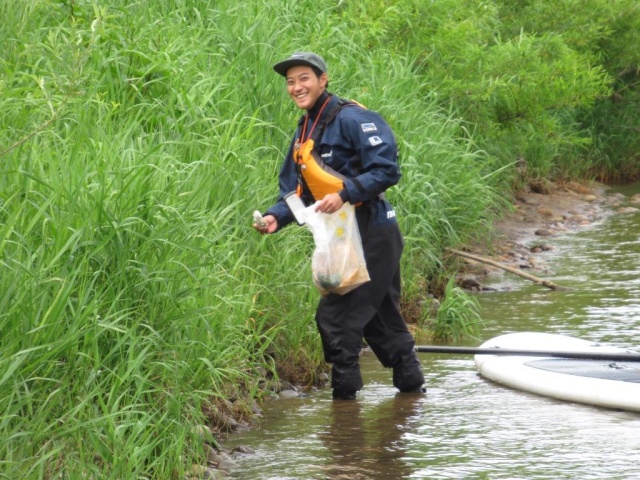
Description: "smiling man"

(254, 51), (425, 400)
(286, 61), (327, 110)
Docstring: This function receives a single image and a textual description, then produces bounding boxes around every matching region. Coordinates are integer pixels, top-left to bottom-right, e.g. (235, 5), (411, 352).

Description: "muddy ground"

(455, 180), (620, 288)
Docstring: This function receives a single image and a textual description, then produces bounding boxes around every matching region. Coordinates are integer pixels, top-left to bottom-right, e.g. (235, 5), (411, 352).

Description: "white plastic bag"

(302, 202), (370, 295)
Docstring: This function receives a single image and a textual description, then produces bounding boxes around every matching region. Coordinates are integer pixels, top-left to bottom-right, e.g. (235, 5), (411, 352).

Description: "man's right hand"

(253, 214), (278, 234)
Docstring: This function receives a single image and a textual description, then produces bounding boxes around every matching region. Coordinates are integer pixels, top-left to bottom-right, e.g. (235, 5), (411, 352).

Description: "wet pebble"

(618, 206), (639, 214)
(279, 388), (301, 398)
(217, 451), (238, 473)
(232, 445), (255, 455)
(187, 464), (224, 480)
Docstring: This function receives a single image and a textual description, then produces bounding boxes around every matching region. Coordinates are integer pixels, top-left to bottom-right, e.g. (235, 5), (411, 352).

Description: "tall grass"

(428, 277), (484, 343)
(0, 1), (316, 477)
(3, 0), (632, 476)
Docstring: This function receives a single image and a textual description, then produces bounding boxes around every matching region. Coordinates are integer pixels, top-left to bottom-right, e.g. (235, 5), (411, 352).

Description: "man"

(254, 51), (425, 400)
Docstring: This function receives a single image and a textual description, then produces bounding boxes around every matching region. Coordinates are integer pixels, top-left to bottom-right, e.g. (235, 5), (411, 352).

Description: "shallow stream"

(226, 184), (640, 479)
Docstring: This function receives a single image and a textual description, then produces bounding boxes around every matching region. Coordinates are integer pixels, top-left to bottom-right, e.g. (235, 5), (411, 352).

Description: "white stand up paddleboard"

(474, 332), (640, 412)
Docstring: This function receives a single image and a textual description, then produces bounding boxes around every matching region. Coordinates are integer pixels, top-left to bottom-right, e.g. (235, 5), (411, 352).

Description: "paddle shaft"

(415, 345), (640, 362)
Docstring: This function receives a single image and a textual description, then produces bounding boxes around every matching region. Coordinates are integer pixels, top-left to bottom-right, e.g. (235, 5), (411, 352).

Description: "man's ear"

(320, 72), (328, 88)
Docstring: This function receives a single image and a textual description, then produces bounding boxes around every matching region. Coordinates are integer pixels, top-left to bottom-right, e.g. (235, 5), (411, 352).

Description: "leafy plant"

(430, 277), (484, 342)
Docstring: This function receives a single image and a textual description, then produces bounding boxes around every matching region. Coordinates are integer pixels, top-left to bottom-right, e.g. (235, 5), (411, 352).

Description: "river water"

(225, 185), (640, 479)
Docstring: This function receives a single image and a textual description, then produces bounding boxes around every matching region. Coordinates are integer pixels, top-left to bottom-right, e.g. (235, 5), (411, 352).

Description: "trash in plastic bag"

(302, 202), (370, 295)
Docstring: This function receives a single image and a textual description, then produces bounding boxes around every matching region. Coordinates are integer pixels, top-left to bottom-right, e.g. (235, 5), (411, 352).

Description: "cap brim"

(273, 59), (316, 77)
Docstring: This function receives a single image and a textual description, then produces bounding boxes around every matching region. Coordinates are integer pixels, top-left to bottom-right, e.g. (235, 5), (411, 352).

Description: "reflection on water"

(226, 360), (431, 480)
(226, 189), (640, 479)
(320, 393), (423, 480)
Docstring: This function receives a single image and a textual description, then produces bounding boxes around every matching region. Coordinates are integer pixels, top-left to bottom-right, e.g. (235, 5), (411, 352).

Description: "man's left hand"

(315, 192), (345, 214)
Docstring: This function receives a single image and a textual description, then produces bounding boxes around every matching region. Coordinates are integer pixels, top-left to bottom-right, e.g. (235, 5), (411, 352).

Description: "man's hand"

(253, 214), (278, 234)
(315, 192), (344, 214)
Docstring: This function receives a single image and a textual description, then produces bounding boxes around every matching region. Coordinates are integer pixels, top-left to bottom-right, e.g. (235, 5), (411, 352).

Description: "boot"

(332, 389), (357, 401)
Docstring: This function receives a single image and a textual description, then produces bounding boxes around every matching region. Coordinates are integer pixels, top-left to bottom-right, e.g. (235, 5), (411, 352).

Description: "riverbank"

(455, 179), (633, 289)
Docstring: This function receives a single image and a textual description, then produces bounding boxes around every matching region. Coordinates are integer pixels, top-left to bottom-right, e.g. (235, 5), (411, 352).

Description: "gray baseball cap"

(273, 52), (328, 77)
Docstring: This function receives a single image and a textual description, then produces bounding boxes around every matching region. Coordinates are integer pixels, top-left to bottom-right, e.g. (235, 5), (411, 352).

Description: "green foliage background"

(1, 0), (638, 477)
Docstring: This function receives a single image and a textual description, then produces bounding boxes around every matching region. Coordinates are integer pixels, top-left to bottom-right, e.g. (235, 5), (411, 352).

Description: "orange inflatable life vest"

(293, 97), (361, 202)
(294, 138), (348, 201)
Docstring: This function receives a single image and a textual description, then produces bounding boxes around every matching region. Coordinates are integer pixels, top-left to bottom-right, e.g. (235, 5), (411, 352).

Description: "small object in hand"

(253, 210), (267, 229)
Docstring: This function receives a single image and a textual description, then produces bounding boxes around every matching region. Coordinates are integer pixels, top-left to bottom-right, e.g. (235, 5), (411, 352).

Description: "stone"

(216, 451), (238, 473)
(618, 207), (639, 214)
(279, 389), (300, 398)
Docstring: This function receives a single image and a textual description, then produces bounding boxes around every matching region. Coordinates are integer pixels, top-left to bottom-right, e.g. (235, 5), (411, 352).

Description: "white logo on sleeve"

(368, 136), (382, 146)
(361, 123), (378, 132)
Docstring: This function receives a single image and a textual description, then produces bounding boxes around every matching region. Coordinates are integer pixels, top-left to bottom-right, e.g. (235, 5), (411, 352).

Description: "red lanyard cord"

(299, 95), (331, 145)
(295, 96), (331, 197)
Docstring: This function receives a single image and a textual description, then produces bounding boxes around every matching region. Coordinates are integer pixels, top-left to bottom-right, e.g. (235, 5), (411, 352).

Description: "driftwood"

(447, 248), (569, 291)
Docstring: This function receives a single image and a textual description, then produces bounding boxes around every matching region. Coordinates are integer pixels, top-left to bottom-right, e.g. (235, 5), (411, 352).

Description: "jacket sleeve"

(263, 134), (299, 230)
(339, 108), (401, 205)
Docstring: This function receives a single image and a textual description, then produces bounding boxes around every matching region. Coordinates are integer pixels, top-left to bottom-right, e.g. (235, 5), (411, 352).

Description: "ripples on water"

(226, 195), (640, 479)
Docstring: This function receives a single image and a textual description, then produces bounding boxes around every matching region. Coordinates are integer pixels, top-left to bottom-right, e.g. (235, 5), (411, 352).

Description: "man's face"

(286, 65), (328, 110)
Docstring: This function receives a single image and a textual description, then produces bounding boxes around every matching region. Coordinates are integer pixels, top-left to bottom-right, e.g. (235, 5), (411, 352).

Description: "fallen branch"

(447, 248), (569, 291)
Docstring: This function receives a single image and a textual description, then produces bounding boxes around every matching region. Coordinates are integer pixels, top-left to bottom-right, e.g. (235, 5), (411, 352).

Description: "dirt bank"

(456, 180), (615, 288)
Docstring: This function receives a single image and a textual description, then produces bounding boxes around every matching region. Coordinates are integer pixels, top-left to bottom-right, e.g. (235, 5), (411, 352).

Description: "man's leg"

(316, 290), (377, 398)
(363, 268), (425, 392)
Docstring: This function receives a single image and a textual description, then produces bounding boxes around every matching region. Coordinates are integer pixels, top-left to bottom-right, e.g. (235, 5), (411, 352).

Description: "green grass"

(1, 0), (638, 477)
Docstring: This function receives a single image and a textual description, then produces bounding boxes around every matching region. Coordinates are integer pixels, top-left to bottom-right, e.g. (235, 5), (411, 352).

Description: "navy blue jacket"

(265, 93), (401, 229)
